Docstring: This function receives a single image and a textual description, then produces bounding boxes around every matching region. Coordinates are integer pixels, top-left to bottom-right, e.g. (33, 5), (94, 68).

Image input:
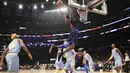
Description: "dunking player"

(56, 0), (78, 61)
(0, 33), (33, 73)
(107, 44), (124, 73)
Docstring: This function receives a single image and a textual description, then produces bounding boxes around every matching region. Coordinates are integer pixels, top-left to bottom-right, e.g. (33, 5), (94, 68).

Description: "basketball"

(56, 0), (64, 7)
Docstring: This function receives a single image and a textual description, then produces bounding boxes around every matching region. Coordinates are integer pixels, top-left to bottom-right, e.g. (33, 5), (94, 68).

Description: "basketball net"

(77, 8), (88, 22)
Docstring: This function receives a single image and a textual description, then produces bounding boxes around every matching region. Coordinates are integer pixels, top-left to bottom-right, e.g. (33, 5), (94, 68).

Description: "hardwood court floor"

(0, 70), (113, 73)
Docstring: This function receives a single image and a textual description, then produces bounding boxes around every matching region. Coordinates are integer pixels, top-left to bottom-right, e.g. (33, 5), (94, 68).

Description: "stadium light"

(53, 1), (55, 4)
(3, 1), (7, 6)
(46, 0), (49, 2)
(33, 4), (38, 10)
(41, 4), (44, 8)
(18, 4), (23, 9)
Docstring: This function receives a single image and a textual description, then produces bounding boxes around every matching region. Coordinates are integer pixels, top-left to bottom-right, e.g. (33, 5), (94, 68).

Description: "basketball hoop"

(77, 8), (88, 22)
(87, 0), (105, 10)
(68, 0), (107, 15)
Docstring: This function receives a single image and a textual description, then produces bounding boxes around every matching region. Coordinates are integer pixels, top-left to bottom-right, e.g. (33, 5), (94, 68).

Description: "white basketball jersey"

(63, 49), (74, 60)
(112, 48), (121, 59)
(85, 53), (93, 62)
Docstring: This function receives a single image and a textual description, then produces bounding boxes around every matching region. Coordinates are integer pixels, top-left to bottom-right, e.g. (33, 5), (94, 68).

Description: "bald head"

(111, 44), (116, 49)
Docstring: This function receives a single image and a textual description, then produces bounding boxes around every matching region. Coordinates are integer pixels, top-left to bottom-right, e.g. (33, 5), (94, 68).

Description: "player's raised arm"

(56, 0), (74, 28)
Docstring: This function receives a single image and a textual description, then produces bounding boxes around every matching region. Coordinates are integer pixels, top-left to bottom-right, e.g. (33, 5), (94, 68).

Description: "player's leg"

(118, 66), (123, 73)
(82, 64), (89, 73)
(60, 62), (65, 73)
(58, 44), (76, 61)
(6, 53), (19, 73)
(63, 44), (76, 54)
(118, 58), (123, 73)
(71, 62), (80, 73)
(65, 60), (70, 73)
(115, 67), (120, 73)
(115, 58), (122, 73)
(70, 59), (76, 73)
(55, 60), (65, 73)
(89, 61), (94, 73)
(71, 66), (76, 73)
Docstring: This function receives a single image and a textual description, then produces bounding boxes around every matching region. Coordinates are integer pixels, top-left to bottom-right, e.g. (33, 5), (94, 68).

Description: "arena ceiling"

(0, 0), (130, 34)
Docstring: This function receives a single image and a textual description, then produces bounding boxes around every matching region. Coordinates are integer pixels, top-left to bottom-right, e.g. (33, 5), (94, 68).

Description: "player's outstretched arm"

(107, 54), (114, 62)
(57, 2), (73, 28)
(18, 39), (33, 60)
